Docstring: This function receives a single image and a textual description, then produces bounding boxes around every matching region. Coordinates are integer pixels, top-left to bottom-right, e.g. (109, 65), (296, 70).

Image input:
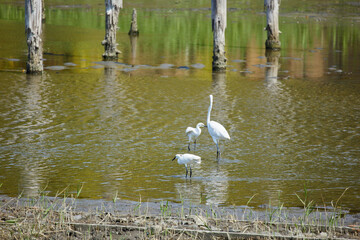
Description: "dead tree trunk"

(264, 0), (281, 50)
(25, 0), (43, 74)
(102, 0), (123, 60)
(211, 0), (227, 71)
(128, 8), (139, 36)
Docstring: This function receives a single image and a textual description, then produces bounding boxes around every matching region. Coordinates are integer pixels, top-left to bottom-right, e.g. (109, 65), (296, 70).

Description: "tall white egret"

(185, 122), (206, 151)
(172, 153), (201, 178)
(207, 95), (230, 157)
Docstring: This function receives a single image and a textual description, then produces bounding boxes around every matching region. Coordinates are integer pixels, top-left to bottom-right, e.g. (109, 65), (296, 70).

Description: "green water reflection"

(0, 1), (359, 212)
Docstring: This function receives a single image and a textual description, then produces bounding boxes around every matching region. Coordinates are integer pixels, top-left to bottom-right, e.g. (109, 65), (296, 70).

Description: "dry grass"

(0, 193), (359, 240)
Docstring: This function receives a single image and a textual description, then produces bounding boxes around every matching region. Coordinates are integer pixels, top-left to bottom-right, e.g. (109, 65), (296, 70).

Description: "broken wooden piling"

(102, 0), (123, 60)
(211, 0), (227, 71)
(25, 0), (43, 74)
(264, 0), (281, 50)
(128, 8), (139, 36)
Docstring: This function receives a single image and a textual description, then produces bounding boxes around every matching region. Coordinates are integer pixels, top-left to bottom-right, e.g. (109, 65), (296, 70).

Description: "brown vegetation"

(0, 196), (359, 239)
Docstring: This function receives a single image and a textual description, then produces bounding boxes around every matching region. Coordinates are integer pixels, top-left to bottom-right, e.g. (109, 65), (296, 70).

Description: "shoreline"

(1, 195), (359, 239)
(2, 195), (360, 225)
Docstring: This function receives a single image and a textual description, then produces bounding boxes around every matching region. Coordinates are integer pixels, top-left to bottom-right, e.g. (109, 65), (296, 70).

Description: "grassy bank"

(0, 187), (359, 239)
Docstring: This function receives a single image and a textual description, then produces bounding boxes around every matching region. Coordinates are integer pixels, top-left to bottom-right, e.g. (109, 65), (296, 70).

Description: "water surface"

(0, 0), (359, 213)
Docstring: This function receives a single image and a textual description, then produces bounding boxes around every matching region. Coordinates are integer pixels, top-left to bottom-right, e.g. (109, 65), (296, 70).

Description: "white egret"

(207, 95), (230, 157)
(172, 153), (201, 178)
(185, 122), (206, 151)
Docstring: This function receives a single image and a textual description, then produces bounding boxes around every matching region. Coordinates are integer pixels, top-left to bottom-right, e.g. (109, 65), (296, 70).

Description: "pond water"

(0, 0), (359, 213)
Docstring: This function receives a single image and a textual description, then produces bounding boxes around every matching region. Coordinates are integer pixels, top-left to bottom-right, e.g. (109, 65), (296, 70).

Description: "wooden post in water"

(128, 8), (139, 36)
(25, 0), (43, 74)
(211, 0), (227, 71)
(102, 0), (123, 60)
(264, 0), (281, 50)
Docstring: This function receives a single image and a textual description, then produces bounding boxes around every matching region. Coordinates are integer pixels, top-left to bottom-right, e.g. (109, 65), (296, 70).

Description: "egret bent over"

(172, 153), (201, 178)
(207, 95), (230, 157)
(186, 122), (206, 151)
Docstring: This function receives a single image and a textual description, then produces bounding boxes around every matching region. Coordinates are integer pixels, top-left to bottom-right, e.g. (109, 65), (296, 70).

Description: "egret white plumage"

(172, 153), (201, 178)
(185, 122), (206, 151)
(207, 95), (230, 157)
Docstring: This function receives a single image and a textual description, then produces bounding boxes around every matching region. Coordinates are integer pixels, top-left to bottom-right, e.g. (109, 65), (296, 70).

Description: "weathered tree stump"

(128, 8), (139, 36)
(264, 0), (281, 50)
(25, 0), (43, 74)
(211, 0), (227, 71)
(102, 0), (123, 60)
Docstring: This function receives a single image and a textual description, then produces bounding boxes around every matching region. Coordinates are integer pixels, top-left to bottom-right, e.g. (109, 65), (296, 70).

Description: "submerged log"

(211, 0), (227, 71)
(264, 0), (281, 50)
(128, 8), (139, 36)
(102, 0), (123, 60)
(25, 0), (43, 74)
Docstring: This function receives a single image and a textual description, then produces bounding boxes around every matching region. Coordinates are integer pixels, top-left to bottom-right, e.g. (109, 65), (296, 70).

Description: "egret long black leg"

(188, 142), (191, 151)
(216, 141), (221, 158)
(194, 140), (197, 151)
(190, 166), (192, 178)
(185, 165), (188, 178)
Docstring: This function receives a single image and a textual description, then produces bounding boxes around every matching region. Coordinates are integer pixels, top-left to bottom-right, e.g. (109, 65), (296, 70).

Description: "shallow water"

(0, 1), (359, 212)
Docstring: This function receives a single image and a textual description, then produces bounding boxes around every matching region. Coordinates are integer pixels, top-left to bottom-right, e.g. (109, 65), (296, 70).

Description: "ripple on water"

(190, 63), (205, 69)
(45, 66), (67, 71)
(64, 62), (77, 67)
(157, 63), (174, 69)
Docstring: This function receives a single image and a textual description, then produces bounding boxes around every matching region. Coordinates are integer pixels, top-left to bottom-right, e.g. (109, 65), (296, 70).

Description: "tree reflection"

(265, 49), (281, 92)
(129, 35), (138, 66)
(18, 74), (49, 197)
(211, 71), (227, 96)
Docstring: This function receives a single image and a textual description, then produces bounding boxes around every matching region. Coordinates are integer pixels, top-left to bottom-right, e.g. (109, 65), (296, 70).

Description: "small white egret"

(185, 122), (206, 151)
(207, 95), (230, 157)
(172, 153), (201, 178)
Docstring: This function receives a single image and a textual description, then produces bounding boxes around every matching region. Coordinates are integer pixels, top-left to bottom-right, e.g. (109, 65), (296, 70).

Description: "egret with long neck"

(207, 95), (230, 157)
(186, 122), (206, 151)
